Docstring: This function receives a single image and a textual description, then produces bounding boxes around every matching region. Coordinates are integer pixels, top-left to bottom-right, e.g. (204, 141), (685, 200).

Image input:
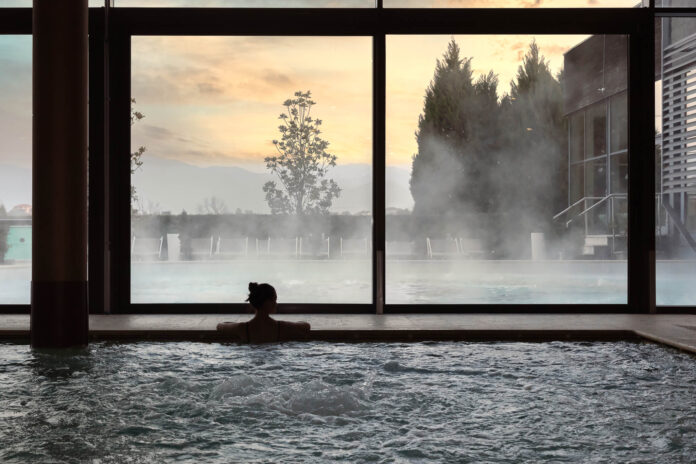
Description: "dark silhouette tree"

(263, 91), (340, 215)
(496, 40), (566, 224)
(410, 39), (500, 217)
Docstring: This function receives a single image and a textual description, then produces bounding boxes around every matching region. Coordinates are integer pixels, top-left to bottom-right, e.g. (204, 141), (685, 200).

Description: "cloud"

(180, 149), (266, 166)
(198, 82), (224, 95)
(141, 124), (175, 139)
(261, 70), (293, 87)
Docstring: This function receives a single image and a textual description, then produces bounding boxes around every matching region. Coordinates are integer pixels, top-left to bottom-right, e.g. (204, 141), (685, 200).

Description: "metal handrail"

(552, 197), (604, 221)
(563, 194), (627, 228)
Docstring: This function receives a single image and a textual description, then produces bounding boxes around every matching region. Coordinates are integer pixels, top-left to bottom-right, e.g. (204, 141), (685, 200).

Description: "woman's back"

(218, 319), (310, 343)
(244, 318), (278, 344)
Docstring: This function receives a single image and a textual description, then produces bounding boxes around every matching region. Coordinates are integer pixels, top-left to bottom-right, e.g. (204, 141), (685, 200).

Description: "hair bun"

(248, 282), (259, 292)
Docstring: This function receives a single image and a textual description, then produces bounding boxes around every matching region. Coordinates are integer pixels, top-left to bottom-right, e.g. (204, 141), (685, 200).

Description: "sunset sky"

(130, 33), (590, 172)
(0, 0), (640, 178)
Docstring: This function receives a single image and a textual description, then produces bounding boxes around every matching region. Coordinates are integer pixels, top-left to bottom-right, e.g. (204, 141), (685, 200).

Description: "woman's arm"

(278, 320), (311, 341)
(217, 322), (242, 338)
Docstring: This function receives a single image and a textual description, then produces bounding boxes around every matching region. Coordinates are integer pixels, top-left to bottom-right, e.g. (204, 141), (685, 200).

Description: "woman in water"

(216, 282), (311, 343)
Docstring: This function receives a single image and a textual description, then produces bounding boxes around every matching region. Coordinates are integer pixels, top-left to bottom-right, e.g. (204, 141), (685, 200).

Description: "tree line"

(410, 39), (567, 243)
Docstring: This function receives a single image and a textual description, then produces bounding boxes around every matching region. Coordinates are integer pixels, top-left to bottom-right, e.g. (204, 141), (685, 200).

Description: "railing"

(567, 194), (626, 228)
(553, 195), (626, 228)
(552, 197), (591, 222)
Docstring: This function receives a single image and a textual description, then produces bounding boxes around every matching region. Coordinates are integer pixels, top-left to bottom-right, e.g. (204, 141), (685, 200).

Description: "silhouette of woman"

(216, 282), (310, 343)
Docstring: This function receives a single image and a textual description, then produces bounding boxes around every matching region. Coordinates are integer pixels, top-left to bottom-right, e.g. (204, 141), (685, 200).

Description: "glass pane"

(657, 0), (696, 7)
(131, 36), (372, 304)
(570, 113), (584, 164)
(585, 103), (607, 159)
(656, 17), (696, 306)
(0, 36), (32, 304)
(570, 163), (584, 204)
(586, 200), (609, 236)
(586, 158), (607, 198)
(610, 153), (627, 238)
(610, 153), (627, 194)
(386, 34), (627, 304)
(116, 0), (375, 6)
(610, 92), (627, 153)
(385, 0), (641, 7)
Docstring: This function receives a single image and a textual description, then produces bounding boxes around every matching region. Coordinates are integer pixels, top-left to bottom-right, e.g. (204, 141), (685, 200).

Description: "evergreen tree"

(410, 39), (500, 217)
(497, 40), (566, 227)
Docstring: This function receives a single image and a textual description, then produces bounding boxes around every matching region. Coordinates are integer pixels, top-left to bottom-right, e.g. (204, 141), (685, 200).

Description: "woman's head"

(246, 282), (277, 313)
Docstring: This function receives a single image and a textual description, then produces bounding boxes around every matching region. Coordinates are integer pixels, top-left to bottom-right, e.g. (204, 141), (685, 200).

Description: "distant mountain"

(0, 164), (31, 211)
(0, 157), (414, 214)
(133, 156), (414, 214)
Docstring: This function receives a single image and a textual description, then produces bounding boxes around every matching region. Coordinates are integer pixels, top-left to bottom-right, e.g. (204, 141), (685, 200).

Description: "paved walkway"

(2, 314), (696, 353)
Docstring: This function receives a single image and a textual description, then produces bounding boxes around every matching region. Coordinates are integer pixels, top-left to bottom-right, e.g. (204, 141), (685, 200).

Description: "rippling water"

(1, 341), (695, 463)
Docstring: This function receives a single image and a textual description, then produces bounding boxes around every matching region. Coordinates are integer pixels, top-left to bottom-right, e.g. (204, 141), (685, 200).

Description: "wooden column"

(31, 0), (89, 347)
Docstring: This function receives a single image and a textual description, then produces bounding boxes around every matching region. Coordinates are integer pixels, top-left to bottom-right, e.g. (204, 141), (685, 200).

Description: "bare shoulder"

(277, 320), (311, 341)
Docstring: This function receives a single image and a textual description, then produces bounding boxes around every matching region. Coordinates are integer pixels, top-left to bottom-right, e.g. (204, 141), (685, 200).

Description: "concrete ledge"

(1, 315), (695, 354)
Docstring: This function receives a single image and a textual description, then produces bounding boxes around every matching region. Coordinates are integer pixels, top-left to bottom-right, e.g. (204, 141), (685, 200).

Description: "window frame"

(4, 4), (693, 314)
(0, 9), (30, 314)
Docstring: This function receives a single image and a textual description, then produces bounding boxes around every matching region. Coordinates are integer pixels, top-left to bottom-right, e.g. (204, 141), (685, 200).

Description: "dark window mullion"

(628, 10), (657, 313)
(373, 29), (386, 313)
(109, 31), (131, 313)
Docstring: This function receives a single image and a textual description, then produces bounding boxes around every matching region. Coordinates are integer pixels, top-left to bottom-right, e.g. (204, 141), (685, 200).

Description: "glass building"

(562, 35), (629, 257)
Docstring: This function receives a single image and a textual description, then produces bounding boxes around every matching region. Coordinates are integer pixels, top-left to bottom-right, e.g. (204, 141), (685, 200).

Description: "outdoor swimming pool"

(1, 341), (695, 463)
(2, 260), (696, 305)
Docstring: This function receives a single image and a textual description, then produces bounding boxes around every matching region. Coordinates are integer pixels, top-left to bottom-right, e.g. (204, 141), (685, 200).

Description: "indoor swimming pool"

(1, 341), (695, 463)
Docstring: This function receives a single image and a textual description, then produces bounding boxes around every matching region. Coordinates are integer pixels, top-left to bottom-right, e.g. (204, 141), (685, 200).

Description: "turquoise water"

(2, 260), (696, 304)
(1, 341), (695, 463)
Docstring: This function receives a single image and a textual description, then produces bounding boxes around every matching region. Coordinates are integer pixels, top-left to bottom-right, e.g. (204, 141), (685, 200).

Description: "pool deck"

(1, 314), (696, 353)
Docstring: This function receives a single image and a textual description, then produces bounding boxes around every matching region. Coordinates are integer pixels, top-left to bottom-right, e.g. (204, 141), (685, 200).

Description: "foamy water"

(1, 341), (695, 463)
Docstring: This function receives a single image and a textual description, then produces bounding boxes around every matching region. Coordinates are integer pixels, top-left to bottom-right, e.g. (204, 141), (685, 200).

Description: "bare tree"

(131, 98), (146, 205)
(197, 196), (228, 215)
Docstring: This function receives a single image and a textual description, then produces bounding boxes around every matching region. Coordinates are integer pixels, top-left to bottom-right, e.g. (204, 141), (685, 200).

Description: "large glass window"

(0, 36), (32, 305)
(130, 36), (372, 304)
(386, 34), (628, 305)
(656, 17), (696, 306)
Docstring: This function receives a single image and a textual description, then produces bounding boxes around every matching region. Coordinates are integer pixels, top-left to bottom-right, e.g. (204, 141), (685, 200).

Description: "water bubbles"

(1, 341), (696, 463)
(210, 375), (264, 399)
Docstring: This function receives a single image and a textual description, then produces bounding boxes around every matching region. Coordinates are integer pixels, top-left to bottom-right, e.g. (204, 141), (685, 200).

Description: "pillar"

(31, 0), (89, 348)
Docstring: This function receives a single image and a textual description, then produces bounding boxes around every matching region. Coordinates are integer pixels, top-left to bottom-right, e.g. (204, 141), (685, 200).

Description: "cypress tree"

(497, 40), (566, 231)
(410, 39), (500, 219)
